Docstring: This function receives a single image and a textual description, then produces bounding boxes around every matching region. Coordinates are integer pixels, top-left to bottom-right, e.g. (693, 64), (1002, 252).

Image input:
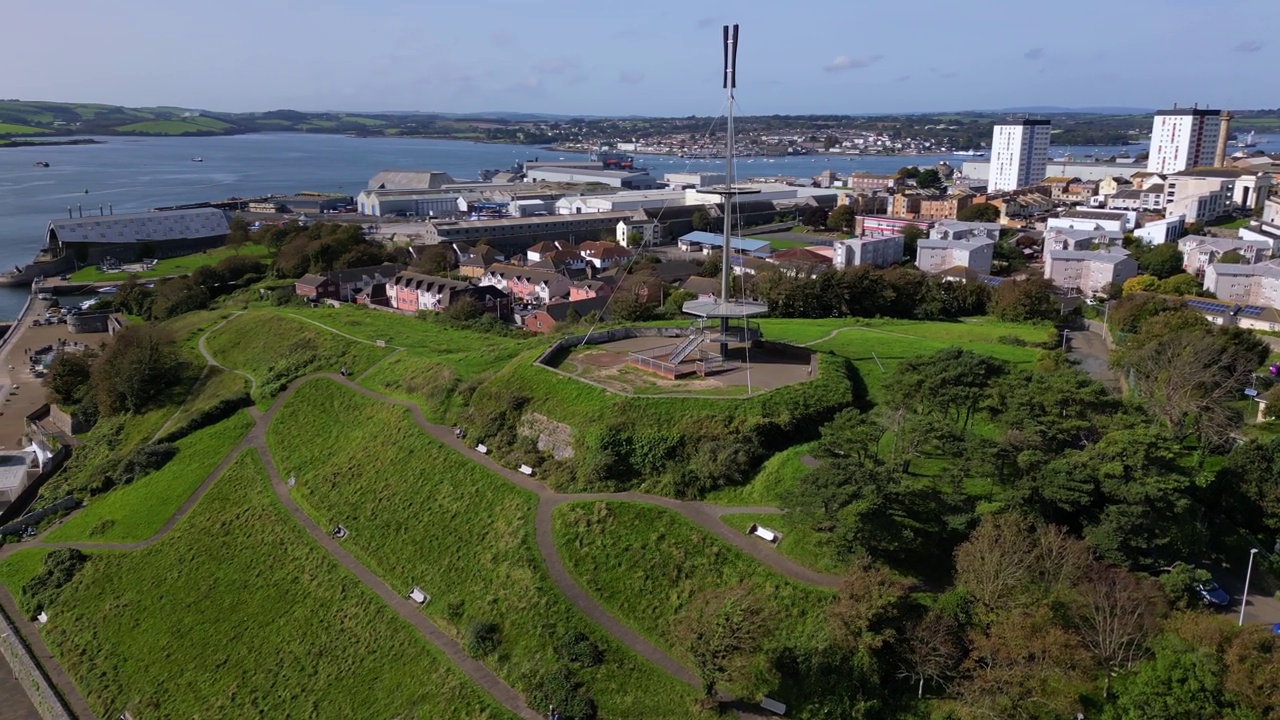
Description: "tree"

(1223, 625), (1280, 718)
(44, 348), (98, 405)
(884, 347), (1008, 429)
(989, 277), (1060, 322)
(953, 514), (1039, 622)
(1122, 274), (1161, 296)
(1157, 273), (1203, 296)
(956, 202), (1001, 223)
(91, 324), (185, 415)
(1070, 563), (1166, 696)
(901, 224), (925, 261)
(915, 168), (944, 191)
(442, 295), (484, 322)
(1138, 242), (1184, 279)
(897, 166), (921, 180)
(698, 252), (721, 278)
(149, 277), (211, 320)
(1105, 634), (1233, 720)
(691, 209), (711, 232)
(898, 607), (965, 698)
(814, 408), (885, 467)
(827, 558), (913, 653)
(1218, 249), (1248, 264)
(609, 268), (662, 321)
(226, 215), (251, 254)
(673, 584), (768, 698)
(412, 244), (454, 275)
(827, 205), (856, 232)
(801, 205), (830, 229)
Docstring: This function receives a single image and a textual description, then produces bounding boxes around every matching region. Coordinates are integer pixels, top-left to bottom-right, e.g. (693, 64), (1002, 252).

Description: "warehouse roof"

(47, 207), (229, 245)
(367, 170), (458, 191)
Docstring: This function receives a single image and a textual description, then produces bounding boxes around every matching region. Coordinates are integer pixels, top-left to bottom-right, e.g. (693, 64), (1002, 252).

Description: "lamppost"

(1239, 547), (1260, 627)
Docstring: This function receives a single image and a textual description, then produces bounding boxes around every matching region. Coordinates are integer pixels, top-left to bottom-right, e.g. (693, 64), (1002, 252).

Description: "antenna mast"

(721, 23), (739, 305)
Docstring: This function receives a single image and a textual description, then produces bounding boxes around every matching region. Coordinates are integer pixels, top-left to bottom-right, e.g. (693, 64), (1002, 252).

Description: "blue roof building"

(677, 231), (772, 258)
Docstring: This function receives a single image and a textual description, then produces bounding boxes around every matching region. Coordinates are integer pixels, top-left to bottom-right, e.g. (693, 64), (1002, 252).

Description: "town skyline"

(4, 0), (1276, 116)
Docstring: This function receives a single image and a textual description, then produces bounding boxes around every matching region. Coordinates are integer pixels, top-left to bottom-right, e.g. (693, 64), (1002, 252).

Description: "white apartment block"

(1179, 236), (1268, 274)
(1265, 197), (1280, 226)
(833, 234), (904, 268)
(1044, 247), (1138, 296)
(1044, 228), (1115, 253)
(1132, 215), (1186, 245)
(1203, 260), (1280, 308)
(1146, 107), (1222, 174)
(989, 119), (1051, 192)
(916, 236), (996, 275)
(1046, 209), (1133, 234)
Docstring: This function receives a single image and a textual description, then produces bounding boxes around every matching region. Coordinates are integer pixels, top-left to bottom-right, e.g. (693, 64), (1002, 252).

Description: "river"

(0, 131), (1271, 318)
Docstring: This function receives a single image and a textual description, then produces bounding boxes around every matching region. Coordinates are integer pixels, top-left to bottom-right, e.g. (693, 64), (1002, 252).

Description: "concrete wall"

(0, 604), (72, 720)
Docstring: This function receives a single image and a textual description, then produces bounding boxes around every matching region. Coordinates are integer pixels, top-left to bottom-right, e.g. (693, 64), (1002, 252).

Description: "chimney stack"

(109, 203), (113, 215)
(77, 203), (82, 218)
(99, 204), (104, 216)
(67, 206), (72, 219)
(1215, 111), (1233, 167)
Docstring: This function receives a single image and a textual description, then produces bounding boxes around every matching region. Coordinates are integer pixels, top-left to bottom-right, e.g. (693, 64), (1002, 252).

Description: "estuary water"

(0, 130), (1257, 319)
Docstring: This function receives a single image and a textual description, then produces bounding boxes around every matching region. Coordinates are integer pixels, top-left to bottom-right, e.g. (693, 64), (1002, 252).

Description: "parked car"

(1196, 579), (1231, 607)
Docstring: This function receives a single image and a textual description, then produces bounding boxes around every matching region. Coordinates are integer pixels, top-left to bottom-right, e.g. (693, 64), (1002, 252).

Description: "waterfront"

(1, 131), (1270, 318)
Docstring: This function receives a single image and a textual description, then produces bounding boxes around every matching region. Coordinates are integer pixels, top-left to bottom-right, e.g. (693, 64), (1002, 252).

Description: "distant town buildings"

(1044, 246), (1137, 297)
(832, 235), (904, 269)
(1146, 107), (1223, 174)
(989, 119), (1051, 192)
(1202, 259), (1280, 309)
(916, 234), (996, 275)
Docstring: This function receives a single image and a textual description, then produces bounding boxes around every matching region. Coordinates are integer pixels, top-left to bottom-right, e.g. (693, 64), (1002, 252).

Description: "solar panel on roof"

(1241, 306), (1265, 316)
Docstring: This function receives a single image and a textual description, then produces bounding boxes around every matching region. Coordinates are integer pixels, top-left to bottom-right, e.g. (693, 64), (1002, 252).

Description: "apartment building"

(990, 119), (1051, 192)
(478, 264), (572, 304)
(917, 191), (977, 222)
(1046, 209), (1133, 234)
(843, 173), (902, 192)
(1178, 235), (1269, 273)
(916, 235), (996, 275)
(1044, 228), (1115, 252)
(1147, 107), (1222, 174)
(833, 235), (905, 269)
(1202, 259), (1280, 308)
(1044, 247), (1138, 296)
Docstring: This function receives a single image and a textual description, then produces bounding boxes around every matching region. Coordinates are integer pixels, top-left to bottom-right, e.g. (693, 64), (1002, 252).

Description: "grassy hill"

(0, 100), (397, 138)
(2, 452), (513, 719)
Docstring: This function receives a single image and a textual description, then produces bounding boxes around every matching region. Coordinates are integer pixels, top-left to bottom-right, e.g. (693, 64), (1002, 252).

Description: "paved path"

(0, 318), (845, 718)
(196, 312), (258, 394)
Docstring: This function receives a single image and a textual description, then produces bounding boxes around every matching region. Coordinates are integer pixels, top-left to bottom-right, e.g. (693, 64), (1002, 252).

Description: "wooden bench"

(748, 523), (780, 545)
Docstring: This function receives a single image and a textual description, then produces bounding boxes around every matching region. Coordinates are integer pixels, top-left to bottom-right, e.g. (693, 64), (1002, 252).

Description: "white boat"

(79, 298), (100, 310)
(98, 285), (119, 294)
(953, 150), (985, 157)
(191, 157), (203, 162)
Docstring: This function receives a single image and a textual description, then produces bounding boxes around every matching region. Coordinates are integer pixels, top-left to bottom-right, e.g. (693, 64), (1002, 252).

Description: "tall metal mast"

(720, 23), (739, 305)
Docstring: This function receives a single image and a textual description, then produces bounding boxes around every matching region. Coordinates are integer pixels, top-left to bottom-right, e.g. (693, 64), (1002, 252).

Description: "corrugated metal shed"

(47, 208), (230, 244)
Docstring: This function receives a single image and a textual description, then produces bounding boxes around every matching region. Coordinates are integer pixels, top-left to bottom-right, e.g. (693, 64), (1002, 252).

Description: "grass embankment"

(33, 451), (513, 719)
(36, 403), (182, 504)
(161, 367), (248, 433)
(706, 442), (815, 506)
(0, 122), (49, 134)
(113, 118), (233, 135)
(759, 317), (1049, 402)
(202, 311), (391, 402)
(268, 380), (700, 717)
(68, 243), (270, 282)
(0, 548), (52, 609)
(553, 501), (834, 700)
(718, 513), (846, 575)
(42, 412), (254, 543)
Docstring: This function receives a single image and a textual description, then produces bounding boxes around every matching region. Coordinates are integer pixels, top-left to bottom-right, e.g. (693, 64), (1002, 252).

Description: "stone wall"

(517, 412), (576, 459)
(0, 604), (72, 720)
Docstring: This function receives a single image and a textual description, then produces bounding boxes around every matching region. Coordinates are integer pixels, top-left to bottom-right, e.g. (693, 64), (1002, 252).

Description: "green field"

(113, 119), (228, 135)
(0, 122), (49, 135)
(754, 237), (818, 250)
(69, 243), (270, 282)
(341, 115), (388, 126)
(203, 312), (392, 401)
(0, 548), (53, 609)
(553, 501), (833, 699)
(35, 451), (514, 719)
(161, 366), (249, 434)
(42, 412), (254, 544)
(267, 380), (701, 717)
(759, 318), (1049, 402)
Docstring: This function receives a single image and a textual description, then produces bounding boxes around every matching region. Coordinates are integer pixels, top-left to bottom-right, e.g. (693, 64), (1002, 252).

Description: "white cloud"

(823, 54), (884, 73)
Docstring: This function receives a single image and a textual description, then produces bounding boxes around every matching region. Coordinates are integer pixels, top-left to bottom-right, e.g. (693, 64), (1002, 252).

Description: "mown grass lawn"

(553, 501), (834, 673)
(755, 238), (816, 250)
(38, 450), (513, 719)
(42, 412), (254, 543)
(267, 380), (701, 718)
(69, 243), (270, 282)
(718, 512), (848, 575)
(203, 311), (391, 402)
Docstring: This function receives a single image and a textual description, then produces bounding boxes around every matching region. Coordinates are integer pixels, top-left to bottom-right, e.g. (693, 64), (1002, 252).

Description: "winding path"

(0, 316), (842, 719)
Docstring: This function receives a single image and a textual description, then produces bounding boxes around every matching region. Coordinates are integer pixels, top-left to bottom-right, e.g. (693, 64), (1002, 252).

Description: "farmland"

(32, 451), (514, 719)
(267, 379), (701, 718)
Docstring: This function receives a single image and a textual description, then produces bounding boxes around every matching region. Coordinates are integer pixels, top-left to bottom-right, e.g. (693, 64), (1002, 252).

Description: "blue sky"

(3, 0), (1275, 116)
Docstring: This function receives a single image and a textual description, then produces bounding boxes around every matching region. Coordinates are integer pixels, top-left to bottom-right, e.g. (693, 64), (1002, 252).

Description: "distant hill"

(997, 106), (1157, 115)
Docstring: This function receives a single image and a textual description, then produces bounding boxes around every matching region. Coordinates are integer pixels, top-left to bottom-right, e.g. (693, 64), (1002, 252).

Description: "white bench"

(760, 697), (786, 715)
(518, 464), (534, 476)
(748, 523), (780, 545)
(408, 587), (429, 605)
(36, 611), (48, 625)
(475, 444), (488, 455)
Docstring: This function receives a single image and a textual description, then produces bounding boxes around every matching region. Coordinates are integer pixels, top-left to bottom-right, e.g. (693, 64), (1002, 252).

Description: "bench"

(475, 444), (488, 455)
(408, 587), (429, 605)
(760, 697), (786, 715)
(518, 464), (534, 476)
(748, 523), (780, 545)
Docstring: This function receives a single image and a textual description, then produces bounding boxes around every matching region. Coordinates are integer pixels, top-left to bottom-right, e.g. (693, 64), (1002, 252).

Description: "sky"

(3, 0), (1277, 117)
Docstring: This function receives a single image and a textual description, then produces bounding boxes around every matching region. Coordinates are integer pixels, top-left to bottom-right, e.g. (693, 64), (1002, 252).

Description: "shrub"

(115, 442), (179, 487)
(20, 548), (90, 617)
(444, 598), (465, 624)
(526, 666), (598, 720)
(157, 391), (253, 444)
(464, 620), (500, 657)
(997, 334), (1029, 347)
(555, 630), (604, 669)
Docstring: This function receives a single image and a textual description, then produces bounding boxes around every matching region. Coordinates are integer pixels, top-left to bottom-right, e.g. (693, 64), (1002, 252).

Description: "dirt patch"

(576, 350), (626, 368)
(518, 412), (576, 459)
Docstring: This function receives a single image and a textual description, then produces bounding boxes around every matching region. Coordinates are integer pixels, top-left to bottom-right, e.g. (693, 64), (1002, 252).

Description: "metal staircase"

(668, 329), (705, 364)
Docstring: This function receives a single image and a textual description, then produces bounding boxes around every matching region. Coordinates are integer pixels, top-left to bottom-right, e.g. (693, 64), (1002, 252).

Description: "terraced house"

(390, 271), (510, 315)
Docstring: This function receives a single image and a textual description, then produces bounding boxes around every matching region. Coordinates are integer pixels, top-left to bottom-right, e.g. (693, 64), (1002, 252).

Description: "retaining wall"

(0, 603), (72, 720)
